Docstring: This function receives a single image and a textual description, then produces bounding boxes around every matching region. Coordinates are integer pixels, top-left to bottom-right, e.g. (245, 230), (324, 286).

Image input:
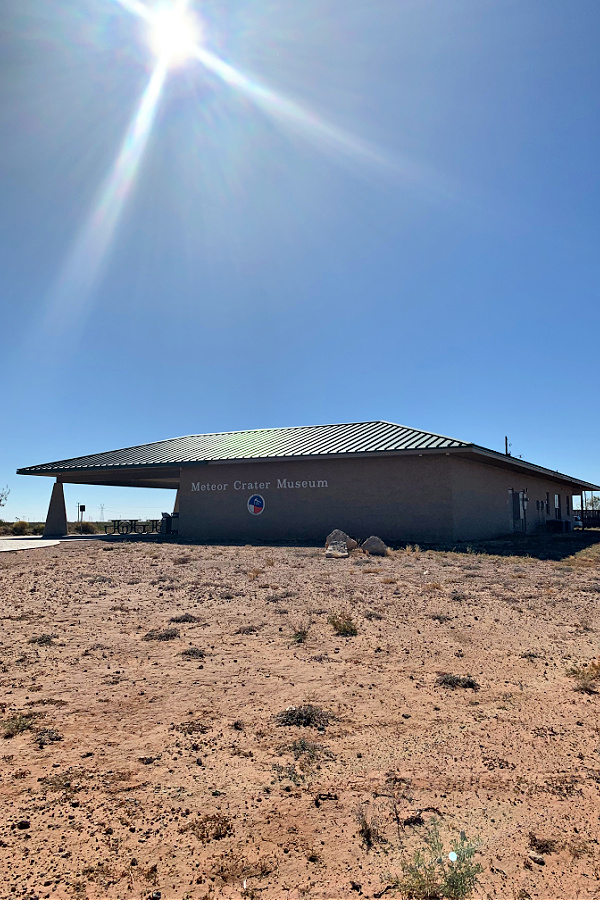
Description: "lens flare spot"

(148, 5), (201, 67)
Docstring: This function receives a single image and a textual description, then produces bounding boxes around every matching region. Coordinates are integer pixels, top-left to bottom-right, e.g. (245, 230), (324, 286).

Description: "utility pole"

(99, 504), (105, 522)
(505, 436), (511, 456)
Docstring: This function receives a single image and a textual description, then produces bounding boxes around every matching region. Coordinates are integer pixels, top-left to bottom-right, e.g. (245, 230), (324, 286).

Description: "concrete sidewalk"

(0, 535), (60, 552)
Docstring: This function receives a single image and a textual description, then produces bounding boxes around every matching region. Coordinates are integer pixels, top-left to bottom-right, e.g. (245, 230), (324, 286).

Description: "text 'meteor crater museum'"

(17, 420), (598, 541)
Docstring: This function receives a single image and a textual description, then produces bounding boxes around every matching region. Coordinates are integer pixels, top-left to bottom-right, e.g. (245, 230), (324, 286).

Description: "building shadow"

(402, 529), (600, 561)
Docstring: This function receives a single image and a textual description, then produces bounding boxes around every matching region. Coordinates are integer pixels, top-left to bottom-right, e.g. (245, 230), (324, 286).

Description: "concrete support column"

(172, 488), (180, 514)
(43, 481), (67, 537)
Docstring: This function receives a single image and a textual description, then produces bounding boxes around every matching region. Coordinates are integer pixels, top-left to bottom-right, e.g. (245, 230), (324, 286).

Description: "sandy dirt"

(0, 537), (599, 900)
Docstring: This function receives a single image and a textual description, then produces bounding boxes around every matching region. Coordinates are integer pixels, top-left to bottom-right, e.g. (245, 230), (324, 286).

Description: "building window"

(555, 493), (561, 520)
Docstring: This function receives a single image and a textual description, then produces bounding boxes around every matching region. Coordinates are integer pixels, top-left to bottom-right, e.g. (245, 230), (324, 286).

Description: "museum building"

(17, 420), (599, 542)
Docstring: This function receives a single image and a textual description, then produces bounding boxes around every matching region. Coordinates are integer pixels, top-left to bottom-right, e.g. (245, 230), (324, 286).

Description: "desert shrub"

(179, 647), (205, 659)
(12, 521), (29, 535)
(30, 523), (45, 535)
(143, 627), (180, 641)
(566, 659), (600, 694)
(436, 673), (480, 691)
(276, 704), (331, 728)
(328, 611), (358, 637)
(291, 620), (311, 644)
(80, 521), (97, 534)
(389, 821), (482, 899)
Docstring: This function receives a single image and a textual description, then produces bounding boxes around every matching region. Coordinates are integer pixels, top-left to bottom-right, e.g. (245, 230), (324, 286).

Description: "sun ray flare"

(44, 61), (167, 333)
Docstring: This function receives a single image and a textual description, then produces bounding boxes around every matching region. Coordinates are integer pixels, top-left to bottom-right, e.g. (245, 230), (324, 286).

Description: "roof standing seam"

(17, 420), (472, 474)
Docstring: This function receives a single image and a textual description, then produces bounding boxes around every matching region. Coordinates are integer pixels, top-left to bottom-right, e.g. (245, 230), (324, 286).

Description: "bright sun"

(148, 5), (201, 67)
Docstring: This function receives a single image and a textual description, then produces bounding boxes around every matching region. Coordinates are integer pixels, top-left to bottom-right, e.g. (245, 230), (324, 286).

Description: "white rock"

(325, 529), (357, 551)
(325, 540), (349, 559)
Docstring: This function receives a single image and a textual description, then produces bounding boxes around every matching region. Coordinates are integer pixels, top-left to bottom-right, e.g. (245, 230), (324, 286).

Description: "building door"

(511, 490), (523, 532)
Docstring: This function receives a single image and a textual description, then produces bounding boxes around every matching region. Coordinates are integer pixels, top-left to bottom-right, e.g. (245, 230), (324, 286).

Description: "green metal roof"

(16, 420), (599, 489)
(17, 420), (469, 474)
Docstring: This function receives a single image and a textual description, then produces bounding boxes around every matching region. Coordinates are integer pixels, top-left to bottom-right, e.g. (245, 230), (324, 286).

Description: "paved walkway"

(0, 535), (60, 553)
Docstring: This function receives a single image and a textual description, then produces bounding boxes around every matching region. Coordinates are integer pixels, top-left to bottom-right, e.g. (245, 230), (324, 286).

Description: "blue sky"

(1, 0), (599, 522)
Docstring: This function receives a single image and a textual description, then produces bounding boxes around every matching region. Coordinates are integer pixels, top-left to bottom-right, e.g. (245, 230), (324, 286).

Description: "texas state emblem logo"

(247, 494), (265, 516)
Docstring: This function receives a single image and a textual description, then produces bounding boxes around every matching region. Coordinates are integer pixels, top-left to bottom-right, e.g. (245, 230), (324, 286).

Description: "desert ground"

(1, 535), (599, 900)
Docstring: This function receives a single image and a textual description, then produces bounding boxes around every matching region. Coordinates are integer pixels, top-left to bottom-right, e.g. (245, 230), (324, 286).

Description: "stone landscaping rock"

(528, 852), (545, 866)
(325, 530), (357, 551)
(361, 536), (388, 556)
(325, 541), (348, 559)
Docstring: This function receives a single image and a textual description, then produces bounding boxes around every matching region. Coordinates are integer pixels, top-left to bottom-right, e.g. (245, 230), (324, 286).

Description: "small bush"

(390, 821), (483, 899)
(143, 627), (180, 642)
(436, 673), (480, 691)
(179, 647), (205, 659)
(566, 659), (600, 694)
(291, 620), (311, 644)
(276, 704), (331, 729)
(12, 521), (29, 535)
(328, 611), (358, 637)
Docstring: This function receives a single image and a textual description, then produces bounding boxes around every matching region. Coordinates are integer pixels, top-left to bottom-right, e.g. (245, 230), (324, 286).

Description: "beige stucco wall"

(176, 453), (579, 544)
(450, 456), (576, 541)
(178, 455), (454, 543)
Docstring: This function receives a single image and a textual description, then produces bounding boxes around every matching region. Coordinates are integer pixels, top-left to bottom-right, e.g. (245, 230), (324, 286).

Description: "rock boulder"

(361, 535), (388, 557)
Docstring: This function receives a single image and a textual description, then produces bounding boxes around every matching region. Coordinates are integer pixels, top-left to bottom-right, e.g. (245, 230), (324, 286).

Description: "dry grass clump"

(143, 627), (180, 641)
(174, 554), (193, 565)
(27, 634), (55, 646)
(169, 612), (199, 623)
(276, 704), (331, 729)
(327, 610), (358, 637)
(179, 646), (205, 659)
(286, 738), (331, 761)
(235, 624), (262, 635)
(436, 673), (480, 691)
(528, 832), (559, 854)
(180, 813), (233, 843)
(356, 807), (384, 850)
(2, 712), (38, 739)
(566, 659), (600, 693)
